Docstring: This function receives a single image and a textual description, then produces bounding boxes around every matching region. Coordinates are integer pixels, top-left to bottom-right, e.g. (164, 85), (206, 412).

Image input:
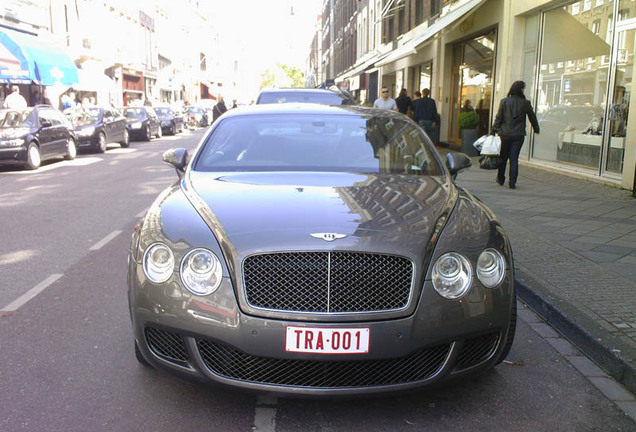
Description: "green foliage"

(458, 110), (479, 129)
(260, 63), (306, 89)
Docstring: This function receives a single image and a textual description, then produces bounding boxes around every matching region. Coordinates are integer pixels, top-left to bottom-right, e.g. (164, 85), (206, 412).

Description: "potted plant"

(458, 110), (480, 156)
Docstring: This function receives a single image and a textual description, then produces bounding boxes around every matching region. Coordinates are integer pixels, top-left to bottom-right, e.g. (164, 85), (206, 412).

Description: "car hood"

(0, 127), (29, 139)
(184, 171), (454, 259)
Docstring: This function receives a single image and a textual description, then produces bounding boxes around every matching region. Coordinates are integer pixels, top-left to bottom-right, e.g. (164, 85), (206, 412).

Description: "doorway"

(449, 29), (497, 145)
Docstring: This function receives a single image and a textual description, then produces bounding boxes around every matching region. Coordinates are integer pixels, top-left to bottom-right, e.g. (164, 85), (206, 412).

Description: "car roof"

(218, 103), (405, 120)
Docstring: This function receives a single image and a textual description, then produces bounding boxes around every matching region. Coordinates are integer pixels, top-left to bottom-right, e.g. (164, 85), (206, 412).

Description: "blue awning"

(0, 28), (78, 86)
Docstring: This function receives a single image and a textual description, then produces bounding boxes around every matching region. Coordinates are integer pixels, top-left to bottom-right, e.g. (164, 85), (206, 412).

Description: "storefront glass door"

(449, 30), (496, 144)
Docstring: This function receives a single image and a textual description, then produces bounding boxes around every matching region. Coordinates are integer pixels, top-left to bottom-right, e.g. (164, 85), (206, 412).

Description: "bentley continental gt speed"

(127, 104), (516, 396)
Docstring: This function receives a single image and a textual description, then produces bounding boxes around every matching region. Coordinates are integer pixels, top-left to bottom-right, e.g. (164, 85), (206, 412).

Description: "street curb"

(515, 268), (636, 395)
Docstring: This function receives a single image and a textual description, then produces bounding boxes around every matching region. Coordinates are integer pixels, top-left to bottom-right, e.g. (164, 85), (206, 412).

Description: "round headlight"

(143, 243), (175, 283)
(180, 248), (223, 296)
(432, 252), (472, 299)
(477, 249), (506, 288)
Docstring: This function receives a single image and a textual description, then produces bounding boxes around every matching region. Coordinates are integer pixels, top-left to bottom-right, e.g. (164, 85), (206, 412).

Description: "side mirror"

(40, 118), (52, 128)
(446, 152), (472, 181)
(163, 148), (189, 178)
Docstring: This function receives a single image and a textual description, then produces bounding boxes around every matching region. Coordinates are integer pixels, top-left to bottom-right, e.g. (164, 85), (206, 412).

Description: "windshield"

(67, 109), (100, 126)
(257, 91), (347, 105)
(155, 107), (173, 115)
(123, 108), (146, 120)
(194, 114), (442, 175)
(0, 109), (34, 129)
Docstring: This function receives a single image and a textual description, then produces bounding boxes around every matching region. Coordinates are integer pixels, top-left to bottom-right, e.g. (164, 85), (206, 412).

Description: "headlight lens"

(180, 248), (222, 296)
(143, 243), (174, 283)
(477, 249), (506, 288)
(0, 138), (25, 148)
(432, 252), (472, 299)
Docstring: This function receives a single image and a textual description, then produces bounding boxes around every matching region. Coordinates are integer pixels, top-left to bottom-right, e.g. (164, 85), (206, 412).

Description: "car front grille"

(454, 332), (500, 370)
(243, 252), (413, 313)
(197, 339), (449, 388)
(145, 327), (188, 362)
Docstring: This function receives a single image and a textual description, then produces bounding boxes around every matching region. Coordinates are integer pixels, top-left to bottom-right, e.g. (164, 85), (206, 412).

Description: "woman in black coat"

(492, 81), (540, 189)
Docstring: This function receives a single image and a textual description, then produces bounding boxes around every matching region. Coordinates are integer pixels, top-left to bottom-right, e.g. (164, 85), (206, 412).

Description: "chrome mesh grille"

(455, 332), (500, 370)
(145, 327), (188, 362)
(197, 339), (450, 388)
(243, 252), (413, 313)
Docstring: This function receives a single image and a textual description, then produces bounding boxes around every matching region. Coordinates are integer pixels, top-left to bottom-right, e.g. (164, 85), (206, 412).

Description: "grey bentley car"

(127, 104), (516, 396)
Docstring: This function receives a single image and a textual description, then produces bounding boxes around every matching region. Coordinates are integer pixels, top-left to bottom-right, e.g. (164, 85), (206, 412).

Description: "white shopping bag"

(480, 135), (501, 155)
(473, 135), (488, 152)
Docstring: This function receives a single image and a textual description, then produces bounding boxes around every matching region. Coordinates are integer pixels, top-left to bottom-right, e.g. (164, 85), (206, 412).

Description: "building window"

(533, 1), (614, 171)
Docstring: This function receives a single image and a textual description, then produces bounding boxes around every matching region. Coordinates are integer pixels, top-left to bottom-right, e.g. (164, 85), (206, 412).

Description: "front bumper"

(128, 263), (514, 396)
(0, 145), (27, 164)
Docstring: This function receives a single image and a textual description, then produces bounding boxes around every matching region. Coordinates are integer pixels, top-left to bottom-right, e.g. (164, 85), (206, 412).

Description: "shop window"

(534, 2), (613, 172)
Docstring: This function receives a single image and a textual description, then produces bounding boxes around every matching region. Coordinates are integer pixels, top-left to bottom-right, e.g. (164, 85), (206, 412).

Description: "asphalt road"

(0, 128), (633, 431)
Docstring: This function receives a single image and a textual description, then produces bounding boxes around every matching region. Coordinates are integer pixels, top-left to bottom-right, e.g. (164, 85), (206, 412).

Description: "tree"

(260, 63), (306, 88)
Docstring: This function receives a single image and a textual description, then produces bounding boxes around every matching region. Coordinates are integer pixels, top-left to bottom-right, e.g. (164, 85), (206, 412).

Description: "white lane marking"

(90, 230), (122, 251)
(2, 274), (63, 312)
(108, 148), (138, 154)
(1, 157), (102, 175)
(253, 395), (278, 432)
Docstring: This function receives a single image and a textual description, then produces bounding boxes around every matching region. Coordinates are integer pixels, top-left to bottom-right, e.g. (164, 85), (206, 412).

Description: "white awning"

(375, 0), (487, 67)
(541, 8), (610, 64)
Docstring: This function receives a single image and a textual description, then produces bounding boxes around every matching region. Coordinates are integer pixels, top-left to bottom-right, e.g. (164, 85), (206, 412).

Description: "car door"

(49, 109), (71, 156)
(102, 109), (114, 142)
(110, 109), (126, 141)
(37, 110), (60, 158)
(146, 107), (159, 136)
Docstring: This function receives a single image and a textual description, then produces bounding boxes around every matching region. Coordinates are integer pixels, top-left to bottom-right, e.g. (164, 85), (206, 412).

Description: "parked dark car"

(128, 104), (516, 396)
(256, 87), (355, 105)
(67, 107), (129, 152)
(0, 105), (77, 170)
(155, 106), (184, 135)
(121, 106), (162, 141)
(184, 105), (208, 128)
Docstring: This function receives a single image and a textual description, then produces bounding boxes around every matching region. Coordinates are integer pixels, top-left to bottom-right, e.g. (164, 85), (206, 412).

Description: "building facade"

(1, 0), (224, 109)
(322, 0), (635, 192)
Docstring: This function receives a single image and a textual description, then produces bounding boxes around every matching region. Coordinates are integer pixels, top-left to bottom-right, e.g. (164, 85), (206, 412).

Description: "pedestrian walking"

(395, 88), (412, 115)
(491, 80), (540, 189)
(213, 95), (227, 122)
(413, 88), (438, 138)
(373, 86), (398, 111)
(3, 85), (27, 109)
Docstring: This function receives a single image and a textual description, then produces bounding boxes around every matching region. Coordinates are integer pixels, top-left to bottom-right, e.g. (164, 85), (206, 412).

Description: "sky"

(208, 0), (323, 72)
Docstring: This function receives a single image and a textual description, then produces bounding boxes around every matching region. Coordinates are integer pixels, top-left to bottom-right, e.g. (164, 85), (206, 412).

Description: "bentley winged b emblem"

(310, 233), (348, 242)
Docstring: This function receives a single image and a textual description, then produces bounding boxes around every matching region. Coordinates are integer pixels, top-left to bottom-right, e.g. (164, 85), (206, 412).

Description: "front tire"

(156, 125), (162, 138)
(25, 142), (41, 170)
(97, 132), (107, 153)
(134, 340), (150, 366)
(120, 129), (130, 148)
(144, 126), (151, 141)
(65, 138), (77, 160)
(495, 289), (517, 365)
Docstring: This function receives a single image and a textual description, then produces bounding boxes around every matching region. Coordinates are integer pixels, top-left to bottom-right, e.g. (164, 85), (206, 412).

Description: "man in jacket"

(413, 88), (437, 138)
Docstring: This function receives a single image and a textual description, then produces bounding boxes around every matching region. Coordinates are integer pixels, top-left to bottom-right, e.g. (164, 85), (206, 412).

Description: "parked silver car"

(127, 104), (516, 396)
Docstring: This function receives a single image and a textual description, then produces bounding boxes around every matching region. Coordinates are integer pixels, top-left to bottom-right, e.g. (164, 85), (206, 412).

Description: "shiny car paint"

(69, 107), (128, 151)
(127, 104), (516, 396)
(0, 105), (77, 169)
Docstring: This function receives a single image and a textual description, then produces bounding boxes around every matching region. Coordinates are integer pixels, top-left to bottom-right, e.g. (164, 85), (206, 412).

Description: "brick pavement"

(451, 154), (636, 394)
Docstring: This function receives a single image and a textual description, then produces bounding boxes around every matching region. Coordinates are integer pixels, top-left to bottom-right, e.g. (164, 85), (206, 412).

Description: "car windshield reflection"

(194, 114), (442, 175)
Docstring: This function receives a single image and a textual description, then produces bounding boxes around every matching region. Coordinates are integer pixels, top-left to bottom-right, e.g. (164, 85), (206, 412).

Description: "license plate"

(285, 326), (370, 354)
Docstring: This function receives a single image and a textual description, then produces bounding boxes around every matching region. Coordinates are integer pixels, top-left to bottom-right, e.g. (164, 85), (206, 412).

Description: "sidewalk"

(452, 155), (636, 394)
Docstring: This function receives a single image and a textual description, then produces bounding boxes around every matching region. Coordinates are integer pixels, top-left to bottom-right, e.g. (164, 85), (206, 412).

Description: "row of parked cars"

(0, 104), (189, 170)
